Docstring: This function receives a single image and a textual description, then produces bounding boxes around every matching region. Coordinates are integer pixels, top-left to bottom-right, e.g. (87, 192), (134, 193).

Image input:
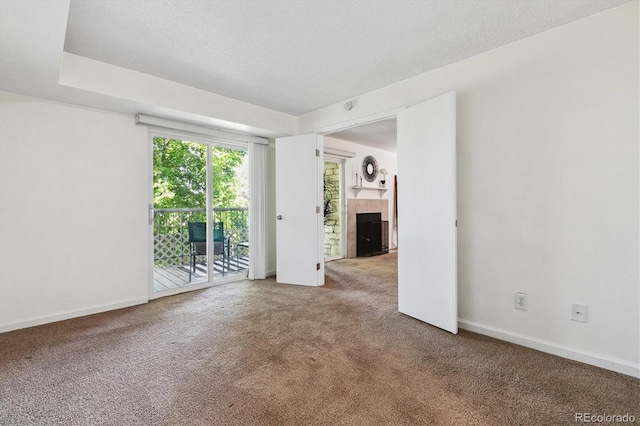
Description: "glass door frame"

(148, 130), (249, 300)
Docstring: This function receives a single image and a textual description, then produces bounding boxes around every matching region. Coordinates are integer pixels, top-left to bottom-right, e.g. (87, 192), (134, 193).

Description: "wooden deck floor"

(154, 256), (249, 292)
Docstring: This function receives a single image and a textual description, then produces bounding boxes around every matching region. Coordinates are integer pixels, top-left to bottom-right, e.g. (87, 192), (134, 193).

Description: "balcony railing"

(153, 207), (249, 267)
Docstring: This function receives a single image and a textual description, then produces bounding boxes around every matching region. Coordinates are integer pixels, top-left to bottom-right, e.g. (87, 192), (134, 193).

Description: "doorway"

(326, 119), (397, 258)
(316, 92), (458, 333)
(151, 135), (249, 297)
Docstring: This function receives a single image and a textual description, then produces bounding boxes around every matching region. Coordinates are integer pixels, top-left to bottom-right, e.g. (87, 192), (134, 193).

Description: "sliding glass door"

(151, 136), (249, 296)
(211, 146), (250, 277)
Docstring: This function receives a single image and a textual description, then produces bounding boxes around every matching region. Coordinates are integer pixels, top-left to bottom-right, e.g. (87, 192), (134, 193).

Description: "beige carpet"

(0, 253), (637, 425)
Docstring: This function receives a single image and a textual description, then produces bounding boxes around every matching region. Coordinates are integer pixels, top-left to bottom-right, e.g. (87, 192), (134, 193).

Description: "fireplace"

(356, 213), (389, 257)
(346, 199), (389, 258)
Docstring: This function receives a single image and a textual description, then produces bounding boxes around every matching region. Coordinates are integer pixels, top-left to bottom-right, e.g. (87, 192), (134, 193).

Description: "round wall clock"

(362, 155), (378, 182)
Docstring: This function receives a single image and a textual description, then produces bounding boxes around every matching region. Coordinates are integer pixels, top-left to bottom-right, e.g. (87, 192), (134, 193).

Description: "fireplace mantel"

(351, 185), (388, 198)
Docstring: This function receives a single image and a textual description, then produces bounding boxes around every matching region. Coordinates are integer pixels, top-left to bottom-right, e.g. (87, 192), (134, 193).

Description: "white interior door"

(275, 134), (324, 286)
(397, 91), (457, 333)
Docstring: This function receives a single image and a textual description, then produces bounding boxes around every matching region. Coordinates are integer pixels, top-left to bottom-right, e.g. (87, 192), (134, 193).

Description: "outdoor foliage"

(153, 137), (247, 209)
(152, 137), (249, 266)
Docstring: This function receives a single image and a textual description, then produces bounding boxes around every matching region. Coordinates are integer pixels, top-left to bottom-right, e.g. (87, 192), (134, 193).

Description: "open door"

(397, 91), (457, 333)
(275, 134), (324, 286)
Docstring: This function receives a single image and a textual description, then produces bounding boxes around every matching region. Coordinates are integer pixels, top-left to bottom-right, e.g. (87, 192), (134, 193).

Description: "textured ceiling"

(64, 0), (630, 117)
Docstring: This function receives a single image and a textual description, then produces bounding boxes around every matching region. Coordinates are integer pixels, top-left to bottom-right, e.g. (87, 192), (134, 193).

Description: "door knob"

(277, 215), (283, 220)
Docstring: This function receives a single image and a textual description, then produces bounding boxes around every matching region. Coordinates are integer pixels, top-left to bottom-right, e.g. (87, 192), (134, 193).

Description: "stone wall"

(324, 162), (341, 257)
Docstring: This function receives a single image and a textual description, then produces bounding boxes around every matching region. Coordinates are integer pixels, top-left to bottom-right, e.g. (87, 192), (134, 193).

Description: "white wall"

(324, 136), (398, 249)
(0, 92), (149, 331)
(301, 3), (639, 376)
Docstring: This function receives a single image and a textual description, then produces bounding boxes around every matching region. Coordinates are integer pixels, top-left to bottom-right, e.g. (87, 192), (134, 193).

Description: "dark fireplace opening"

(356, 213), (389, 257)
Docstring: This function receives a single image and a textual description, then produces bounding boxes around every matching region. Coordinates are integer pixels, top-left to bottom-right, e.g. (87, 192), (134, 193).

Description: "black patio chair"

(187, 221), (230, 281)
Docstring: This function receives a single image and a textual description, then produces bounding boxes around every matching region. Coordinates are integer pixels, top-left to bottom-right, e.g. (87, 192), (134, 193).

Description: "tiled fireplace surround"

(346, 198), (389, 259)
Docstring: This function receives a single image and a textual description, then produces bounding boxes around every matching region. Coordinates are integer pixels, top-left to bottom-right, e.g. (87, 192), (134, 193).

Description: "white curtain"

(248, 141), (267, 279)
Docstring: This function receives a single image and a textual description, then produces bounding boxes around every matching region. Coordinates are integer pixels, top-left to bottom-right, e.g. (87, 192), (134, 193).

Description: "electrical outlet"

(571, 304), (588, 323)
(514, 292), (528, 311)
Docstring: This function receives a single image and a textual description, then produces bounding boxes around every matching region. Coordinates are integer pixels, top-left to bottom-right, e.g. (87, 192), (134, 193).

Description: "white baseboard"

(0, 296), (149, 333)
(458, 319), (639, 378)
(4, 300), (636, 378)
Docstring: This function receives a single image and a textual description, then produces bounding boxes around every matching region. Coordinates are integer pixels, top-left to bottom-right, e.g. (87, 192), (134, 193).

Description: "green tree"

(153, 137), (246, 209)
(212, 145), (248, 208)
